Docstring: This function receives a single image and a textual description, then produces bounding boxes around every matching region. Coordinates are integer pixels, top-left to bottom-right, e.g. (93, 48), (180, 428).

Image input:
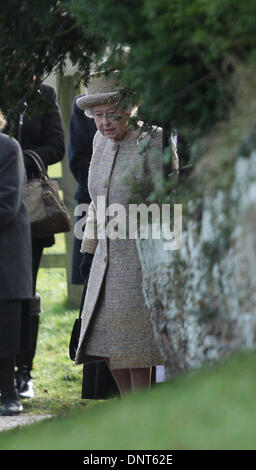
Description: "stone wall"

(137, 132), (256, 379)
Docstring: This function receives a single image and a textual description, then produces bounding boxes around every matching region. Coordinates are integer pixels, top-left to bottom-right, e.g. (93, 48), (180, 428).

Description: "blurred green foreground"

(1, 350), (256, 450)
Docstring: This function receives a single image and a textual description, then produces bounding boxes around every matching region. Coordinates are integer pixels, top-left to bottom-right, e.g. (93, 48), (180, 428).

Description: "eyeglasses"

(93, 111), (118, 121)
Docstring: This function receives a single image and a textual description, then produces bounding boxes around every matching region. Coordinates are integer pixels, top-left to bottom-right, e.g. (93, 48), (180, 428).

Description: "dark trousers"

(0, 300), (22, 403)
(16, 240), (43, 372)
(82, 361), (120, 399)
(0, 300), (22, 358)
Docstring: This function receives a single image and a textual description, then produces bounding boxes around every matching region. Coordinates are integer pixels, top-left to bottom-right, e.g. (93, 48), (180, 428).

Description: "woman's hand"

(79, 252), (94, 282)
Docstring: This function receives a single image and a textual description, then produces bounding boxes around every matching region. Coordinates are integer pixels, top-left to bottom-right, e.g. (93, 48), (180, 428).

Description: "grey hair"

(84, 108), (94, 119)
(0, 110), (6, 131)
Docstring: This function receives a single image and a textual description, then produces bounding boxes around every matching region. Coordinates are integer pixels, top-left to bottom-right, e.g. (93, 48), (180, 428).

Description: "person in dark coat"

(68, 97), (119, 399)
(68, 96), (97, 285)
(0, 112), (32, 415)
(4, 84), (65, 398)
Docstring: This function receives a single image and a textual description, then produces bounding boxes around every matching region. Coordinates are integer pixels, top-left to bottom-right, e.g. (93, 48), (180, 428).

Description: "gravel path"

(0, 413), (52, 432)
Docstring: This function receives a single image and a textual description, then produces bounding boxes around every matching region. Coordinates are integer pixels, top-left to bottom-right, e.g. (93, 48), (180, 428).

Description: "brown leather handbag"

(25, 150), (71, 238)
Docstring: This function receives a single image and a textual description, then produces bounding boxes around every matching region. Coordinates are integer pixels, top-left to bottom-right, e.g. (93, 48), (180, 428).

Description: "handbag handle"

(25, 150), (48, 180)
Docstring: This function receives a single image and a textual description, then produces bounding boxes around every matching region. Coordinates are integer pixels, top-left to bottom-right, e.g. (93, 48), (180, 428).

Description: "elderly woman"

(75, 72), (165, 396)
(0, 111), (32, 415)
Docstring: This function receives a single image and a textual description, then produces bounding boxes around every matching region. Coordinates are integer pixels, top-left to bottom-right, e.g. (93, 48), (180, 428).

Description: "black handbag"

(69, 317), (81, 361)
(69, 277), (88, 361)
(25, 150), (71, 238)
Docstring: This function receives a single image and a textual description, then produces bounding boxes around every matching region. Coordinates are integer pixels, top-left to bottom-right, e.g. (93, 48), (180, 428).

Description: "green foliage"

(67, 0), (256, 143)
(237, 124), (256, 158)
(0, 0), (103, 124)
(1, 0), (256, 154)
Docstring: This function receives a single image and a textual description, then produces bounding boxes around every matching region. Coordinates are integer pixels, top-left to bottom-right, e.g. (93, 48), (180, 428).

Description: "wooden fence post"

(57, 74), (83, 308)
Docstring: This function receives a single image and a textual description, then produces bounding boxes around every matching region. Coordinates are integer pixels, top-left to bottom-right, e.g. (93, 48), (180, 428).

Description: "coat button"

(104, 256), (107, 263)
(112, 142), (119, 151)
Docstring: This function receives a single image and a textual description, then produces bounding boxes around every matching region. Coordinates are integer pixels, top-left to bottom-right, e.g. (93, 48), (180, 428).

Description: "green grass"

(1, 349), (256, 449)
(48, 161), (62, 178)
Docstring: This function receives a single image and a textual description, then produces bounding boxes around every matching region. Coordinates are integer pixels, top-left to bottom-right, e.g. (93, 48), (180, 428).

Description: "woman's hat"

(76, 71), (123, 118)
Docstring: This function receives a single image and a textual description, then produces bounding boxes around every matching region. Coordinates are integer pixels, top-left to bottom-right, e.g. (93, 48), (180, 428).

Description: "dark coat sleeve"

(68, 97), (97, 201)
(3, 85), (65, 173)
(30, 85), (65, 168)
(0, 138), (24, 231)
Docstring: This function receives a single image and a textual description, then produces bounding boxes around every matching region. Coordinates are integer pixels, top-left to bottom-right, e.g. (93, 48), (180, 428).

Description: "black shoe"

(1, 400), (23, 416)
(15, 369), (34, 399)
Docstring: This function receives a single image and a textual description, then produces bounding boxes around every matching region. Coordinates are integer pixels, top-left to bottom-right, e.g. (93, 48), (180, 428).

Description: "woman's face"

(92, 104), (129, 141)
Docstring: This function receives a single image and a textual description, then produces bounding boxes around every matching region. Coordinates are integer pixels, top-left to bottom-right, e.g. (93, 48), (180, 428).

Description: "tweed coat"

(75, 127), (164, 369)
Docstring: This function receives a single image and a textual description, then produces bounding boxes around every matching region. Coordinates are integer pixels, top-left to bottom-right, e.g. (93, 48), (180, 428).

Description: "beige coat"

(75, 127), (165, 368)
